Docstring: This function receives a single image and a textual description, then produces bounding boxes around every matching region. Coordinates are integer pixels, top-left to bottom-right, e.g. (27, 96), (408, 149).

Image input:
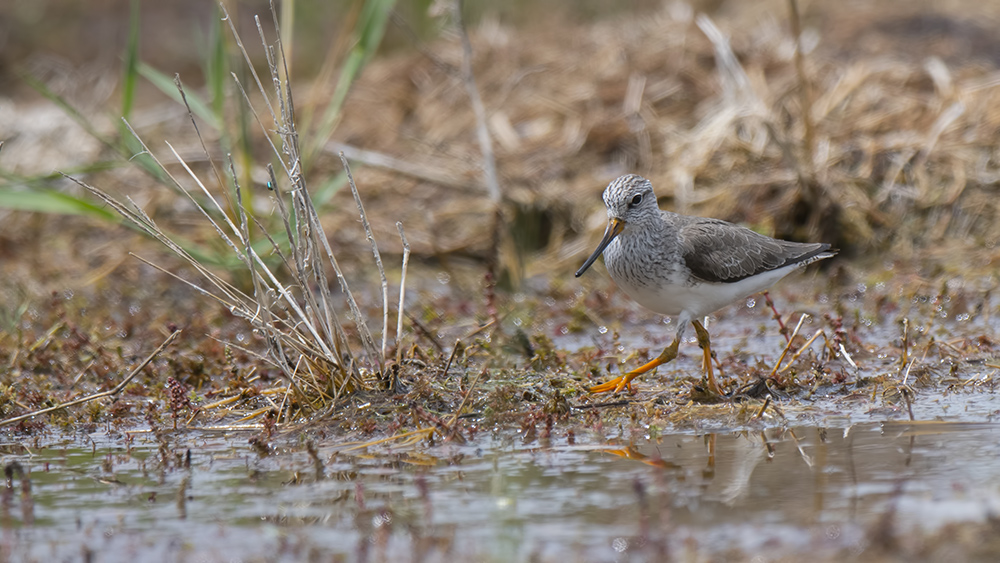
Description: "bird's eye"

(630, 194), (643, 206)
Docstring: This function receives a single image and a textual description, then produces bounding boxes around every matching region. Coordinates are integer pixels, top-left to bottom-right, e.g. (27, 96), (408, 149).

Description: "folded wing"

(680, 218), (833, 284)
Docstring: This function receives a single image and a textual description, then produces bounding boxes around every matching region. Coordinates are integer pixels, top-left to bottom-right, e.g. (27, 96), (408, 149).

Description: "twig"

(903, 387), (915, 421)
(341, 153), (389, 362)
(0, 330), (181, 427)
(752, 395), (772, 421)
(405, 312), (446, 354)
(763, 291), (790, 342)
(448, 365), (487, 428)
(173, 74), (229, 207)
(899, 318), (909, 372)
(441, 339), (462, 378)
(776, 328), (827, 375)
(219, 2), (279, 127)
(769, 313), (808, 379)
(839, 342), (859, 370)
(452, 0), (500, 202)
(325, 141), (476, 191)
(571, 400), (632, 410)
(396, 222), (411, 365)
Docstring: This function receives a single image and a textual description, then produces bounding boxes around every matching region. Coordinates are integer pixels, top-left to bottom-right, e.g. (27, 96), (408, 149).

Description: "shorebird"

(575, 174), (836, 395)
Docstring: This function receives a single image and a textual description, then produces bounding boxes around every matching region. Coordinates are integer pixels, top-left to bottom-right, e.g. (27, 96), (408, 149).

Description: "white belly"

(613, 263), (803, 318)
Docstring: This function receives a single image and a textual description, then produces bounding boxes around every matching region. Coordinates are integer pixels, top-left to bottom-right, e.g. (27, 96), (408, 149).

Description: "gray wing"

(679, 218), (832, 284)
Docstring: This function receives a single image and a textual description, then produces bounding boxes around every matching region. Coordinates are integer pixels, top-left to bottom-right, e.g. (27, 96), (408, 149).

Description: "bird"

(575, 174), (836, 395)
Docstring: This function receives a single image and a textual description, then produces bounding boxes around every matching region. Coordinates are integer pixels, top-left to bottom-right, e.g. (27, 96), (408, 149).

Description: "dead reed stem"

(396, 221), (411, 366)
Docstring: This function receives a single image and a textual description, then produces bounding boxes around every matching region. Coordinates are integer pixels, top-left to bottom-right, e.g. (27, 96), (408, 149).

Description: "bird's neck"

(625, 211), (676, 240)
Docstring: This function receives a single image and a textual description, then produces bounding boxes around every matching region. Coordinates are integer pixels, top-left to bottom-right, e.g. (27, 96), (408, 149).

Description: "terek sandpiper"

(575, 174), (836, 395)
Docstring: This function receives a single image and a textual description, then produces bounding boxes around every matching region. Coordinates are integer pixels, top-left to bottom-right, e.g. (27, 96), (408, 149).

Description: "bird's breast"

(603, 234), (687, 309)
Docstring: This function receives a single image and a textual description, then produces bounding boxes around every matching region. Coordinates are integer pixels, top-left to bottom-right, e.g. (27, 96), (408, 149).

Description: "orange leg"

(692, 319), (722, 396)
(589, 337), (680, 394)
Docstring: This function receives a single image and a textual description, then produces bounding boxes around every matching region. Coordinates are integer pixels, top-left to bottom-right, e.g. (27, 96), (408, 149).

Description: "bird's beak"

(575, 218), (625, 277)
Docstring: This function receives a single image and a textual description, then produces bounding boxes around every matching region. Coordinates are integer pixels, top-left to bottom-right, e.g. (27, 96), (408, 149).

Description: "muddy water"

(2, 420), (999, 562)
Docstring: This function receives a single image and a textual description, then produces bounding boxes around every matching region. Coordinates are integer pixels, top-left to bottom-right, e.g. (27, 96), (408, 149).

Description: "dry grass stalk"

(341, 152), (389, 366)
(395, 222), (411, 366)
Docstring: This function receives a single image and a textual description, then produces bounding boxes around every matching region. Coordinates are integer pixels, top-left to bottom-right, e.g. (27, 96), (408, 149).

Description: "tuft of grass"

(65, 1), (412, 422)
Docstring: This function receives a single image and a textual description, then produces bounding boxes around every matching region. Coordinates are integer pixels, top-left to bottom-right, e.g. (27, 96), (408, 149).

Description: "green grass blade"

(304, 0), (397, 166)
(121, 0), (141, 119)
(19, 71), (168, 184)
(19, 72), (116, 151)
(138, 63), (222, 130)
(313, 172), (347, 207)
(206, 4), (227, 118)
(0, 188), (120, 222)
(0, 161), (123, 186)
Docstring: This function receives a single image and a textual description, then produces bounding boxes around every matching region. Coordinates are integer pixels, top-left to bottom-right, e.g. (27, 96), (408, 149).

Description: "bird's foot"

(588, 338), (679, 394)
(588, 374), (636, 394)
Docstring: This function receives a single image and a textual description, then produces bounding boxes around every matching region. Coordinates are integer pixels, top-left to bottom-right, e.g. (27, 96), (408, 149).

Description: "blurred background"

(2, 0), (1000, 300)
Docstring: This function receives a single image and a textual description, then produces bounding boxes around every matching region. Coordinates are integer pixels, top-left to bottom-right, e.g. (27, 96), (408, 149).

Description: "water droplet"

(436, 271), (451, 285)
(746, 297), (756, 308)
(612, 537), (628, 552)
(598, 326), (608, 334)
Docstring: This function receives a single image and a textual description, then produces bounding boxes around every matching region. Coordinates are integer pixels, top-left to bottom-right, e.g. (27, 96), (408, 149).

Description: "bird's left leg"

(588, 319), (689, 394)
(691, 319), (722, 396)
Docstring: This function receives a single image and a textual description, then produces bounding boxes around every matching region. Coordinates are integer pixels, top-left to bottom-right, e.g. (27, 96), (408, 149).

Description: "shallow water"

(4, 419), (1000, 562)
(4, 279), (998, 562)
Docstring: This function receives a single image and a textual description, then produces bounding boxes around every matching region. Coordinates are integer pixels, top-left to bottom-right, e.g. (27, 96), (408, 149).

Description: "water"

(3, 420), (1000, 562)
